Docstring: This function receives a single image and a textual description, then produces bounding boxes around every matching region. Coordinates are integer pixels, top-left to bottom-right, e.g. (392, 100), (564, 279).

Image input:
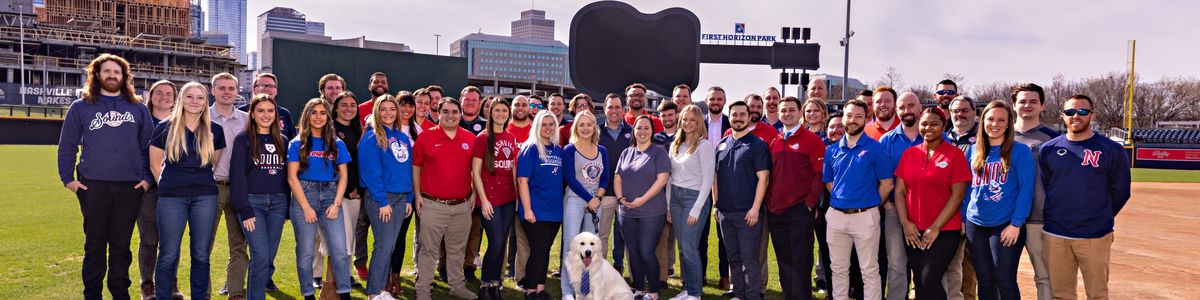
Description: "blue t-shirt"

(516, 143), (565, 222)
(714, 133), (772, 212)
(151, 120), (227, 197)
(823, 136), (893, 209)
(963, 144), (1036, 227)
(287, 136), (353, 182)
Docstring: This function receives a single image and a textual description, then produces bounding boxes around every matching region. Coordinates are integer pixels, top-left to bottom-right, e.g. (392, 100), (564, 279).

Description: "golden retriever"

(564, 232), (634, 300)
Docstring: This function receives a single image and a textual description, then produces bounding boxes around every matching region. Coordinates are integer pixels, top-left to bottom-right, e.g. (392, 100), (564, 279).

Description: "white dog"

(565, 232), (634, 300)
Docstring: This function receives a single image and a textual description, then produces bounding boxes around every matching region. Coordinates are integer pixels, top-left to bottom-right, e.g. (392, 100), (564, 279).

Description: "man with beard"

(943, 95), (980, 300)
(767, 96), (825, 300)
(209, 72), (251, 299)
(934, 79), (959, 110)
(704, 86), (733, 293)
(807, 78), (828, 100)
(507, 95), (533, 143)
(599, 94), (633, 274)
(548, 93), (567, 125)
(651, 100), (679, 282)
(1011, 84), (1058, 300)
(356, 72), (390, 125)
(814, 110), (845, 296)
(876, 92), (927, 300)
(728, 94), (780, 146)
(58, 54), (155, 300)
(459, 86), (487, 135)
(764, 87), (784, 130)
(1038, 94), (1130, 300)
(823, 99), (893, 300)
(672, 84), (694, 110)
(426, 85), (444, 124)
(653, 102), (679, 146)
(714, 100), (772, 300)
(622, 83), (664, 133)
(865, 87), (899, 141)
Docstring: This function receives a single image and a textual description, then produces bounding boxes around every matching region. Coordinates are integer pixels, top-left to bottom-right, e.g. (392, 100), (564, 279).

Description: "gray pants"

(883, 205), (909, 300)
(1025, 223), (1051, 300)
(136, 187), (160, 286)
(209, 184), (248, 296)
(717, 210), (763, 300)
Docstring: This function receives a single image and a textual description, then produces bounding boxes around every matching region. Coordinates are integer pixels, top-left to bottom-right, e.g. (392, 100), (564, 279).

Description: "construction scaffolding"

(37, 0), (191, 39)
(0, 26), (235, 59)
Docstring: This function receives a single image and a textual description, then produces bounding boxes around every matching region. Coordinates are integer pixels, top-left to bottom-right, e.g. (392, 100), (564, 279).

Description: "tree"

(874, 67), (904, 90)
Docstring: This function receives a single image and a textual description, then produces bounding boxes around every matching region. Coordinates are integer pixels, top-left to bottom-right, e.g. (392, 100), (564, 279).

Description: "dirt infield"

(1016, 182), (1200, 299)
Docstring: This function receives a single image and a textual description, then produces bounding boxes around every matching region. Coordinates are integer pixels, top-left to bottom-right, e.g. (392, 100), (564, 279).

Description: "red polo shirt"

(623, 111), (664, 133)
(766, 127), (826, 213)
(894, 141), (970, 231)
(506, 122), (532, 143)
(558, 121), (573, 146)
(414, 126), (475, 200)
(865, 119), (898, 141)
(357, 100), (375, 126)
(723, 122), (780, 146)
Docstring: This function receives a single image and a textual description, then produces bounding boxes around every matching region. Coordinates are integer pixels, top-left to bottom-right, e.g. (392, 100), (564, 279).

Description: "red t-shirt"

(723, 122), (780, 146)
(414, 127), (475, 200)
(558, 121), (573, 146)
(506, 122), (532, 144)
(623, 111), (664, 133)
(865, 119), (898, 141)
(894, 141), (971, 231)
(357, 100), (375, 126)
(766, 128), (826, 213)
(472, 131), (518, 206)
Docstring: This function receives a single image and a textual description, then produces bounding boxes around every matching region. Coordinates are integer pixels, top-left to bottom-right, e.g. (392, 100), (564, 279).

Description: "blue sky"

(217, 0), (1198, 97)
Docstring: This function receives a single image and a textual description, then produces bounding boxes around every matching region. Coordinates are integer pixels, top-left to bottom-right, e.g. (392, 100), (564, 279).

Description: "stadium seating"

(1131, 128), (1200, 144)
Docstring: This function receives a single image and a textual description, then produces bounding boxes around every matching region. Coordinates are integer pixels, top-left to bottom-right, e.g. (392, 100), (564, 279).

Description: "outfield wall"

(1132, 144), (1200, 170)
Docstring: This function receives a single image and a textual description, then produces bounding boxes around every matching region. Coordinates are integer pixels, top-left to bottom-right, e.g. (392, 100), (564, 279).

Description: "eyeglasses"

(936, 89), (958, 96)
(950, 108), (973, 114)
(1063, 108), (1092, 117)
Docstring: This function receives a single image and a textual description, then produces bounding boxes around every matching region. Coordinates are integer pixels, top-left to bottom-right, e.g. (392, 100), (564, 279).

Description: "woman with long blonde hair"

(666, 104), (715, 299)
(558, 110), (611, 297)
(515, 110), (565, 299)
(357, 95), (414, 300)
(148, 81), (226, 300)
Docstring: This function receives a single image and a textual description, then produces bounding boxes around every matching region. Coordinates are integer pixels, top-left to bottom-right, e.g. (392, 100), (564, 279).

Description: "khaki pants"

(1045, 232), (1113, 300)
(1025, 223), (1052, 300)
(415, 200), (473, 292)
(656, 225), (672, 282)
(513, 216), (529, 281)
(441, 206), (483, 272)
(826, 208), (882, 300)
(210, 184), (248, 296)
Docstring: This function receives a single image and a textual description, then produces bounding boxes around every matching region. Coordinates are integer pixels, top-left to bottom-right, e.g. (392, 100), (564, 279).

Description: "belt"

(216, 180), (231, 186)
(833, 206), (876, 214)
(421, 193), (467, 206)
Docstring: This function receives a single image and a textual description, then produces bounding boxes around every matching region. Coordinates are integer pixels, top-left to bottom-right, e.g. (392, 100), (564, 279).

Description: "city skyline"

(214, 0), (1197, 97)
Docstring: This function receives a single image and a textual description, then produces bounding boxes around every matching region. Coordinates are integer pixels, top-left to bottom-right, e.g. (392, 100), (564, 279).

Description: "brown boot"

(140, 282), (154, 300)
(386, 273), (404, 296)
(171, 285), (184, 300)
(719, 276), (731, 290)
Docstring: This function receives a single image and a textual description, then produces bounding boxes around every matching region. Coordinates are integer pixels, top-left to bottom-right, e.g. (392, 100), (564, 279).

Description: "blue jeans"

(154, 195), (218, 300)
(669, 185), (710, 296)
(561, 194), (599, 294)
(965, 221), (1025, 300)
(241, 193), (288, 300)
(291, 180), (352, 296)
(619, 213), (666, 293)
(481, 202), (515, 283)
(365, 192), (408, 295)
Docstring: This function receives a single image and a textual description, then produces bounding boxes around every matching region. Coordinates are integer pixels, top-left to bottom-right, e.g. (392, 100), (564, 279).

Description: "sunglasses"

(531, 103), (545, 109)
(936, 89), (958, 96)
(1063, 108), (1092, 117)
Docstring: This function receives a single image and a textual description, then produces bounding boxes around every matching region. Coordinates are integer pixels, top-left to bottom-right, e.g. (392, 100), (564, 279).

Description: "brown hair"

(972, 100), (1016, 175)
(296, 98), (339, 171)
(568, 94), (592, 116)
(145, 80), (177, 112)
(625, 83), (647, 94)
(245, 94), (285, 161)
(318, 74), (345, 94)
(82, 54), (140, 104)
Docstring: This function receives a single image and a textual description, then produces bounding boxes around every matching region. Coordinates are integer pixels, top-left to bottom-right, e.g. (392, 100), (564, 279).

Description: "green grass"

(0, 145), (806, 299)
(1132, 168), (1200, 183)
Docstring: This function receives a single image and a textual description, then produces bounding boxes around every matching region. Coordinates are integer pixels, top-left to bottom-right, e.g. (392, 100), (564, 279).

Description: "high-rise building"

(207, 0), (246, 63)
(306, 21), (324, 36)
(510, 9), (554, 41)
(189, 0), (202, 39)
(257, 7), (308, 37)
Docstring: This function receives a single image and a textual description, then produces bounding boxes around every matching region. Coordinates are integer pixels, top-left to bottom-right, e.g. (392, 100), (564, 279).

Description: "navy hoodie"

(57, 95), (154, 185)
(1038, 133), (1131, 239)
(357, 125), (415, 206)
(230, 132), (290, 220)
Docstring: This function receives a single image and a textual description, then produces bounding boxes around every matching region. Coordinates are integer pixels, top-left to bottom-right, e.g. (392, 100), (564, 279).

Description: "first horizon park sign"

(700, 33), (777, 42)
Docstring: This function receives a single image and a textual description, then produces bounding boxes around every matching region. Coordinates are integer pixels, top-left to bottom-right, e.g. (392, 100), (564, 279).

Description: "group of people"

(59, 54), (1130, 300)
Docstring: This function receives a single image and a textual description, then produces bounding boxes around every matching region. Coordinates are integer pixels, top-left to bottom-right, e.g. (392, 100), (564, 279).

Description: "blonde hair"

(523, 110), (559, 161)
(369, 94), (400, 149)
(569, 111), (600, 145)
(671, 104), (708, 156)
(164, 82), (216, 166)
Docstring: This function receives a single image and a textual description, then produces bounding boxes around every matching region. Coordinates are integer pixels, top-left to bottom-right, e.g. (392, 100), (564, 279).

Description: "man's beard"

(101, 78), (122, 93)
(846, 124), (864, 136)
(876, 110), (894, 122)
(731, 121), (748, 132)
(901, 113), (917, 127)
(514, 111), (529, 121)
(630, 102), (643, 110)
(750, 113), (762, 123)
(708, 105), (722, 115)
(371, 87), (388, 97)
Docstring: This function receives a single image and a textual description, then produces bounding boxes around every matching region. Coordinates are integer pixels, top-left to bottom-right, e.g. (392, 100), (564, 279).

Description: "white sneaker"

(684, 296), (701, 300)
(371, 291), (399, 300)
(668, 293), (690, 300)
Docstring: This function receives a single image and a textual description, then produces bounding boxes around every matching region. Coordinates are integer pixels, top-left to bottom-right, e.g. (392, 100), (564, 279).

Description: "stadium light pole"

(17, 1), (26, 106)
(434, 34), (442, 55)
(841, 0), (851, 102)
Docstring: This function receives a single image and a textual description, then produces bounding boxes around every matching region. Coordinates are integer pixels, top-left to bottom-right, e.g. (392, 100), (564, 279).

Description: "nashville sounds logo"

(88, 111), (136, 130)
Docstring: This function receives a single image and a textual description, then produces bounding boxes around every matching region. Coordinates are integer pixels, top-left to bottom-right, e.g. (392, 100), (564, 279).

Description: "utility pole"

(17, 1), (26, 105)
(434, 34), (442, 55)
(842, 0), (851, 102)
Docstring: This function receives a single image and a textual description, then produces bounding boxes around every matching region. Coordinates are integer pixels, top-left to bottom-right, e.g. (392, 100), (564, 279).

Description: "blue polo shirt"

(878, 126), (937, 201)
(823, 135), (892, 209)
(715, 133), (772, 212)
(287, 136), (353, 182)
(516, 143), (565, 222)
(150, 120), (227, 197)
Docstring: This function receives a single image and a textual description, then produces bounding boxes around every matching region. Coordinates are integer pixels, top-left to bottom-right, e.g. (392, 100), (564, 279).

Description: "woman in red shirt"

(471, 98), (519, 299)
(893, 107), (971, 299)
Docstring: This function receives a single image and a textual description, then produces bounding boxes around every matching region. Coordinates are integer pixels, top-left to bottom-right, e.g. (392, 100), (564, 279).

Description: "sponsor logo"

(718, 142), (727, 151)
(88, 111), (136, 130)
(1057, 149), (1067, 156)
(1152, 150), (1170, 159)
(462, 143), (469, 150)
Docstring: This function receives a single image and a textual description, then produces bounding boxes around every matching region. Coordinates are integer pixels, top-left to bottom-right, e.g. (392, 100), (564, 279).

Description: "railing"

(0, 26), (235, 60)
(0, 52), (232, 80)
(0, 104), (66, 119)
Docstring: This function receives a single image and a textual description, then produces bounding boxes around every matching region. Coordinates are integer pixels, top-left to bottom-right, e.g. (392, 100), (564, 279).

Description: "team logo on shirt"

(462, 143), (469, 150)
(473, 123), (483, 132)
(857, 150), (868, 157)
(1081, 149), (1102, 167)
(936, 161), (948, 168)
(389, 137), (410, 163)
(88, 111), (136, 130)
(1057, 149), (1067, 156)
(968, 137), (976, 144)
(583, 160), (604, 184)
(265, 144), (276, 153)
(718, 142), (727, 151)
(790, 143), (800, 150)
(624, 133), (631, 139)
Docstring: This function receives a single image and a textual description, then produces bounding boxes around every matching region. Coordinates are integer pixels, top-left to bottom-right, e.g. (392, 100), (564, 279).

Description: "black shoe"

(465, 267), (480, 283)
(524, 292), (538, 300)
(219, 285), (229, 295)
(304, 296), (316, 300)
(436, 272), (448, 283)
(266, 279), (279, 292)
(313, 277), (323, 289)
(351, 279), (363, 288)
(668, 268), (676, 278)
(338, 292), (351, 300)
(537, 291), (553, 300)
(722, 289), (735, 297)
(550, 271), (561, 278)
